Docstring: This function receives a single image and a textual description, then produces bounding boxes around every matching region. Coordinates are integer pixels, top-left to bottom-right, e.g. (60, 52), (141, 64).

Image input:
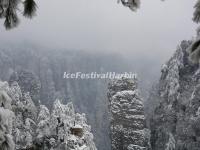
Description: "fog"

(0, 1), (199, 149)
(0, 0), (197, 60)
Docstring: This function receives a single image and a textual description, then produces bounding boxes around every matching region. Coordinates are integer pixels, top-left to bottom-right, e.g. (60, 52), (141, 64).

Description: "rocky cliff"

(108, 78), (150, 150)
(150, 40), (200, 150)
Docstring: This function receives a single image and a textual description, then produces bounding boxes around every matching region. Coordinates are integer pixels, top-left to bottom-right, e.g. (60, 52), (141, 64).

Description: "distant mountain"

(0, 45), (160, 150)
(0, 47), (130, 150)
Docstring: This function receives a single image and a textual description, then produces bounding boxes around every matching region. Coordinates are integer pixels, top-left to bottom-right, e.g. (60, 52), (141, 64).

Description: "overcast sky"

(0, 0), (197, 61)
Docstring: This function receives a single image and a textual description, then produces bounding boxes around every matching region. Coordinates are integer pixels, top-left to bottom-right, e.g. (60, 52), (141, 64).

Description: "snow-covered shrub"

(0, 81), (15, 150)
(165, 133), (175, 150)
(0, 78), (97, 150)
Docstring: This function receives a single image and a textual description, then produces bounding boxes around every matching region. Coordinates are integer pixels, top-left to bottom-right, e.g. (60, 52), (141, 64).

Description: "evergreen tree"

(0, 81), (15, 150)
(119, 0), (140, 11)
(193, 0), (200, 23)
(1, 0), (200, 31)
(0, 0), (37, 29)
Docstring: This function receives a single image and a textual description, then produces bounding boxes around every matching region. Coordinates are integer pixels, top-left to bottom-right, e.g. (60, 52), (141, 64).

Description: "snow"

(114, 90), (137, 97)
(125, 114), (145, 120)
(108, 78), (150, 150)
(120, 0), (140, 11)
(0, 81), (15, 150)
(165, 133), (175, 150)
(128, 144), (146, 150)
(73, 124), (83, 129)
(160, 45), (184, 103)
(0, 80), (97, 150)
(79, 144), (87, 150)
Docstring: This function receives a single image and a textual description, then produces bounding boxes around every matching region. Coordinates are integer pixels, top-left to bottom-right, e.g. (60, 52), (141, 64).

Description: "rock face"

(108, 78), (150, 150)
(150, 40), (200, 150)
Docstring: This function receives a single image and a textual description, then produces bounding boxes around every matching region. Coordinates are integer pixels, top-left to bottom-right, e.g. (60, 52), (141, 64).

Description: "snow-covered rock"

(150, 40), (200, 150)
(108, 78), (150, 150)
(49, 99), (97, 150)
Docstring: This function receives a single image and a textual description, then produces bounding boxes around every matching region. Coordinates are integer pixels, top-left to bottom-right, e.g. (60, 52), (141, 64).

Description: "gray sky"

(0, 0), (197, 61)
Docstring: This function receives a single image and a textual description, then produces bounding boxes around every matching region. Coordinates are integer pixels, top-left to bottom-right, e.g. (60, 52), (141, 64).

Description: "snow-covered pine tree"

(0, 80), (37, 150)
(0, 78), (97, 150)
(0, 81), (15, 150)
(35, 104), (52, 149)
(50, 99), (97, 150)
(12, 91), (37, 149)
(187, 28), (200, 64)
(36, 105), (51, 139)
(0, 0), (37, 29)
(9, 70), (41, 106)
(193, 0), (200, 23)
(119, 0), (140, 11)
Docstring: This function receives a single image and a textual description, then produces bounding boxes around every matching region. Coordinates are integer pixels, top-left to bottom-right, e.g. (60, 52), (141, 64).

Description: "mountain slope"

(150, 40), (200, 150)
(0, 80), (97, 150)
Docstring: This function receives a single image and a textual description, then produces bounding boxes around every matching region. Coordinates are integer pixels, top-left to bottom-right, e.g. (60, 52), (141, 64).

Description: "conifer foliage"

(0, 0), (37, 29)
(0, 80), (97, 150)
(1, 0), (200, 30)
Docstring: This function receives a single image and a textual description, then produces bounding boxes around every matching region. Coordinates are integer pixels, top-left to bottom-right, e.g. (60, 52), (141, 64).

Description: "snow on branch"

(193, 0), (200, 23)
(119, 0), (140, 11)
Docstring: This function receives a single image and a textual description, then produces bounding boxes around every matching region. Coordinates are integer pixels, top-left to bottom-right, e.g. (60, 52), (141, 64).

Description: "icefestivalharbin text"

(63, 72), (137, 79)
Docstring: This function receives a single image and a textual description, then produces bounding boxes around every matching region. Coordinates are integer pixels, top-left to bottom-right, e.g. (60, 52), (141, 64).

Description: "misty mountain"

(149, 40), (200, 150)
(0, 45), (160, 150)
